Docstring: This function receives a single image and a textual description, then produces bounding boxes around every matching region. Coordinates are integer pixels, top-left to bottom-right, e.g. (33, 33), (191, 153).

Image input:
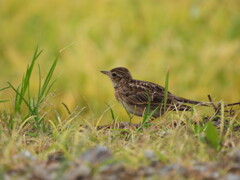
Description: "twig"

(62, 102), (71, 115)
(207, 95), (240, 117)
(207, 95), (220, 114)
(224, 102), (240, 108)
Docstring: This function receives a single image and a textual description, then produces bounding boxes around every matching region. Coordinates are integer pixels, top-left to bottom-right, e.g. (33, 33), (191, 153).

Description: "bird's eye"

(112, 73), (117, 77)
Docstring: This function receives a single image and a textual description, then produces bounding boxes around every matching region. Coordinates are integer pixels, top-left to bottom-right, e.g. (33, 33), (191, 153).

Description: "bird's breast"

(114, 88), (121, 102)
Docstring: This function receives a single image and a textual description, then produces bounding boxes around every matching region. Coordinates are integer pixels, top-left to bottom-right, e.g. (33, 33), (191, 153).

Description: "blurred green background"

(0, 0), (240, 122)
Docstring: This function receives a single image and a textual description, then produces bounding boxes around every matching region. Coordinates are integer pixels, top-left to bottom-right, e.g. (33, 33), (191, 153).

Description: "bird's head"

(100, 67), (132, 87)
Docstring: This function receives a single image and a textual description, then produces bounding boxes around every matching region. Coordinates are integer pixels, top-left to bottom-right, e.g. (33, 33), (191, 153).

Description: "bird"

(100, 67), (208, 118)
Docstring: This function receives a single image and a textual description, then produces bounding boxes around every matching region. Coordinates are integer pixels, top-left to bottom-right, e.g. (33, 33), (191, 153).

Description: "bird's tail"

(175, 96), (240, 108)
(175, 96), (209, 106)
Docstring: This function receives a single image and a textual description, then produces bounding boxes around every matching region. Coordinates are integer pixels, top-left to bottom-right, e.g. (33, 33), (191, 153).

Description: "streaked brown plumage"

(101, 67), (207, 118)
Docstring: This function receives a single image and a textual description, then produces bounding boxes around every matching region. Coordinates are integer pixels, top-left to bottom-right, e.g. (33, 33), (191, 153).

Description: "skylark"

(101, 67), (207, 118)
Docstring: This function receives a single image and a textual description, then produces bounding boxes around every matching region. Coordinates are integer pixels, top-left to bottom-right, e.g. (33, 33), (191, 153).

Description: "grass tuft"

(6, 47), (58, 134)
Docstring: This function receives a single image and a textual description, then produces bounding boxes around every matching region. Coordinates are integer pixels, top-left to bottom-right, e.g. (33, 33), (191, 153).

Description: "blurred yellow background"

(0, 0), (239, 123)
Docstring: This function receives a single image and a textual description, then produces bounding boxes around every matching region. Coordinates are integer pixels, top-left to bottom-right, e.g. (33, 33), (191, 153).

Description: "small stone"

(62, 164), (91, 180)
(159, 164), (185, 176)
(31, 163), (49, 180)
(98, 164), (112, 173)
(211, 172), (220, 179)
(81, 145), (112, 164)
(225, 173), (240, 180)
(98, 163), (125, 174)
(47, 152), (64, 165)
(144, 150), (157, 161)
(191, 164), (208, 173)
(13, 151), (36, 161)
(144, 167), (155, 176)
(231, 149), (240, 163)
(228, 163), (240, 173)
(103, 175), (118, 180)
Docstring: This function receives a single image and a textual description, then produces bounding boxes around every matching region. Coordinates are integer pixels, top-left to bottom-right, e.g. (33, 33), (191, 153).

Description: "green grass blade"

(0, 86), (10, 92)
(15, 85), (21, 112)
(37, 64), (42, 100)
(142, 91), (151, 125)
(0, 100), (9, 103)
(27, 79), (31, 103)
(163, 68), (170, 112)
(0, 86), (10, 103)
(37, 56), (58, 104)
(205, 121), (220, 150)
(44, 79), (57, 98)
(137, 91), (160, 131)
(8, 82), (33, 112)
(105, 103), (115, 122)
(15, 47), (43, 112)
(120, 101), (134, 122)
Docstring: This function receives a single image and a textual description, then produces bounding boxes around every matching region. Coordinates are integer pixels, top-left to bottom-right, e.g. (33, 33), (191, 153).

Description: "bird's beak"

(100, 71), (110, 76)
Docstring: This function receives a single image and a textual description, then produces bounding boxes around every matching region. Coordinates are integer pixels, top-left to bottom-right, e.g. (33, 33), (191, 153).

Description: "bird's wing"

(119, 83), (177, 106)
(119, 89), (192, 113)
